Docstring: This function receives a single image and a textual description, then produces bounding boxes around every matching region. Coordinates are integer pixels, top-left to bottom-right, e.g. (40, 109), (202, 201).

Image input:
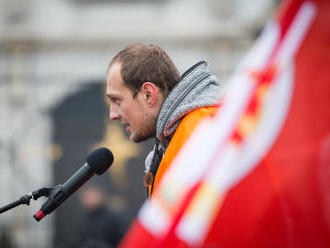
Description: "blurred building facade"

(0, 0), (277, 247)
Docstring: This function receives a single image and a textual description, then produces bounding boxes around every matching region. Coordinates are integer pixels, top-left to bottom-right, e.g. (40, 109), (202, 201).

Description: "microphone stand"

(0, 187), (58, 215)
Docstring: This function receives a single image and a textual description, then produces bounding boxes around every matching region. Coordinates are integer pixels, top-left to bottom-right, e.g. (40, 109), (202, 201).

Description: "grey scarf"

(156, 60), (222, 148)
(144, 60), (223, 195)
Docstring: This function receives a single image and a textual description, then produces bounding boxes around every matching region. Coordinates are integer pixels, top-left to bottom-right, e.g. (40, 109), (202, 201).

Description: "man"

(106, 43), (222, 197)
(79, 185), (127, 248)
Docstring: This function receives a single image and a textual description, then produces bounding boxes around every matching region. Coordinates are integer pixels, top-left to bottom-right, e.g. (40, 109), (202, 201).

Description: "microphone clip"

(0, 186), (61, 216)
(31, 185), (62, 200)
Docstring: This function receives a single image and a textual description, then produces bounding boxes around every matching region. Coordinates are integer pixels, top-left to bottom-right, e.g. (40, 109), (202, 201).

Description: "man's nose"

(109, 105), (120, 120)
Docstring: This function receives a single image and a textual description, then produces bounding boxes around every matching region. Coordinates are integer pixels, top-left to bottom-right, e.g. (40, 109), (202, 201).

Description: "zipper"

(180, 60), (207, 80)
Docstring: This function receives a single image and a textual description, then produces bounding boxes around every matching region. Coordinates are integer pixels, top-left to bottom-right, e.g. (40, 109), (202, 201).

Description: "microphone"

(33, 147), (114, 222)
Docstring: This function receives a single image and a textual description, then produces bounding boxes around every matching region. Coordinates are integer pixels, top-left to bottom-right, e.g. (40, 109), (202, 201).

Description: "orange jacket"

(148, 106), (219, 196)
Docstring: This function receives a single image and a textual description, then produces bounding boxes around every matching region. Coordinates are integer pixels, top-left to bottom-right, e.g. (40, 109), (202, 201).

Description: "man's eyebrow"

(107, 93), (121, 101)
(106, 90), (115, 97)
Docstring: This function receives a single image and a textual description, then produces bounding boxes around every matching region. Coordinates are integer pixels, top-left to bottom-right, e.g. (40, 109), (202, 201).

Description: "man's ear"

(140, 82), (161, 105)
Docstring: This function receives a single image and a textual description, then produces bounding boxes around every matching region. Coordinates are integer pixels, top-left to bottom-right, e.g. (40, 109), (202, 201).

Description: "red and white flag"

(120, 0), (330, 247)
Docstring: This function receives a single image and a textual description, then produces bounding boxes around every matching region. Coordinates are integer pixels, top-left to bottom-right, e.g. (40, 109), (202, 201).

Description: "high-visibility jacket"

(148, 106), (219, 196)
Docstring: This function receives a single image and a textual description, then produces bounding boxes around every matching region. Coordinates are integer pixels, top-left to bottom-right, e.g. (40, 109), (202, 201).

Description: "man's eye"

(112, 98), (120, 105)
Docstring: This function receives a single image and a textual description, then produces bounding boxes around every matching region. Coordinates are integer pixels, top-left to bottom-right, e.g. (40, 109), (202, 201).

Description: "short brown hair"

(108, 43), (180, 96)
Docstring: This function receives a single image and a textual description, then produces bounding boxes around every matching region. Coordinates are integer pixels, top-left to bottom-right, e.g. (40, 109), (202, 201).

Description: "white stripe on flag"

(276, 1), (317, 67)
(176, 2), (316, 245)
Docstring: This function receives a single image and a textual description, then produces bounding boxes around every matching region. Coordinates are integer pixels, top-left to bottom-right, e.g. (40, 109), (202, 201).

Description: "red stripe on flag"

(203, 0), (330, 247)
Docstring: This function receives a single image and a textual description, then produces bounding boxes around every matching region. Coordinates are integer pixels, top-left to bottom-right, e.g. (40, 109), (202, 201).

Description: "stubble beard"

(129, 113), (158, 143)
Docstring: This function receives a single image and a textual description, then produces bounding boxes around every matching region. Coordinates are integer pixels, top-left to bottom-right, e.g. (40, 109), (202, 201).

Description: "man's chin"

(129, 132), (151, 143)
(128, 133), (140, 143)
(130, 136), (146, 143)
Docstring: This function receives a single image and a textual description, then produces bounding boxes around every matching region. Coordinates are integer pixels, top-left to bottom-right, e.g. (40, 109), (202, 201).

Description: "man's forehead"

(106, 82), (124, 98)
(107, 62), (122, 82)
(106, 63), (132, 97)
(107, 64), (124, 88)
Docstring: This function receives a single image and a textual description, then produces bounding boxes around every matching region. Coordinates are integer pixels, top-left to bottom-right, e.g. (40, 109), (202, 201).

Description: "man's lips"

(122, 123), (130, 132)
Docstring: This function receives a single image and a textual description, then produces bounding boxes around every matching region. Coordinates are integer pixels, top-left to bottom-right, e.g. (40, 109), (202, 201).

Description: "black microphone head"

(86, 147), (114, 175)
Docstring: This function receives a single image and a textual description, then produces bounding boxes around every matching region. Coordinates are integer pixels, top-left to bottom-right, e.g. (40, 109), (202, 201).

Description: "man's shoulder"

(170, 105), (220, 148)
(179, 105), (219, 129)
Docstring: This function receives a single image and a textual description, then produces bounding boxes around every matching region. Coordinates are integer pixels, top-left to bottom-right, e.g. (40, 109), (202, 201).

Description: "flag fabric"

(120, 0), (330, 247)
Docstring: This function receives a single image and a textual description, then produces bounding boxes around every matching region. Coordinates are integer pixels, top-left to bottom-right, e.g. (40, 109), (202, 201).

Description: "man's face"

(106, 63), (158, 142)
